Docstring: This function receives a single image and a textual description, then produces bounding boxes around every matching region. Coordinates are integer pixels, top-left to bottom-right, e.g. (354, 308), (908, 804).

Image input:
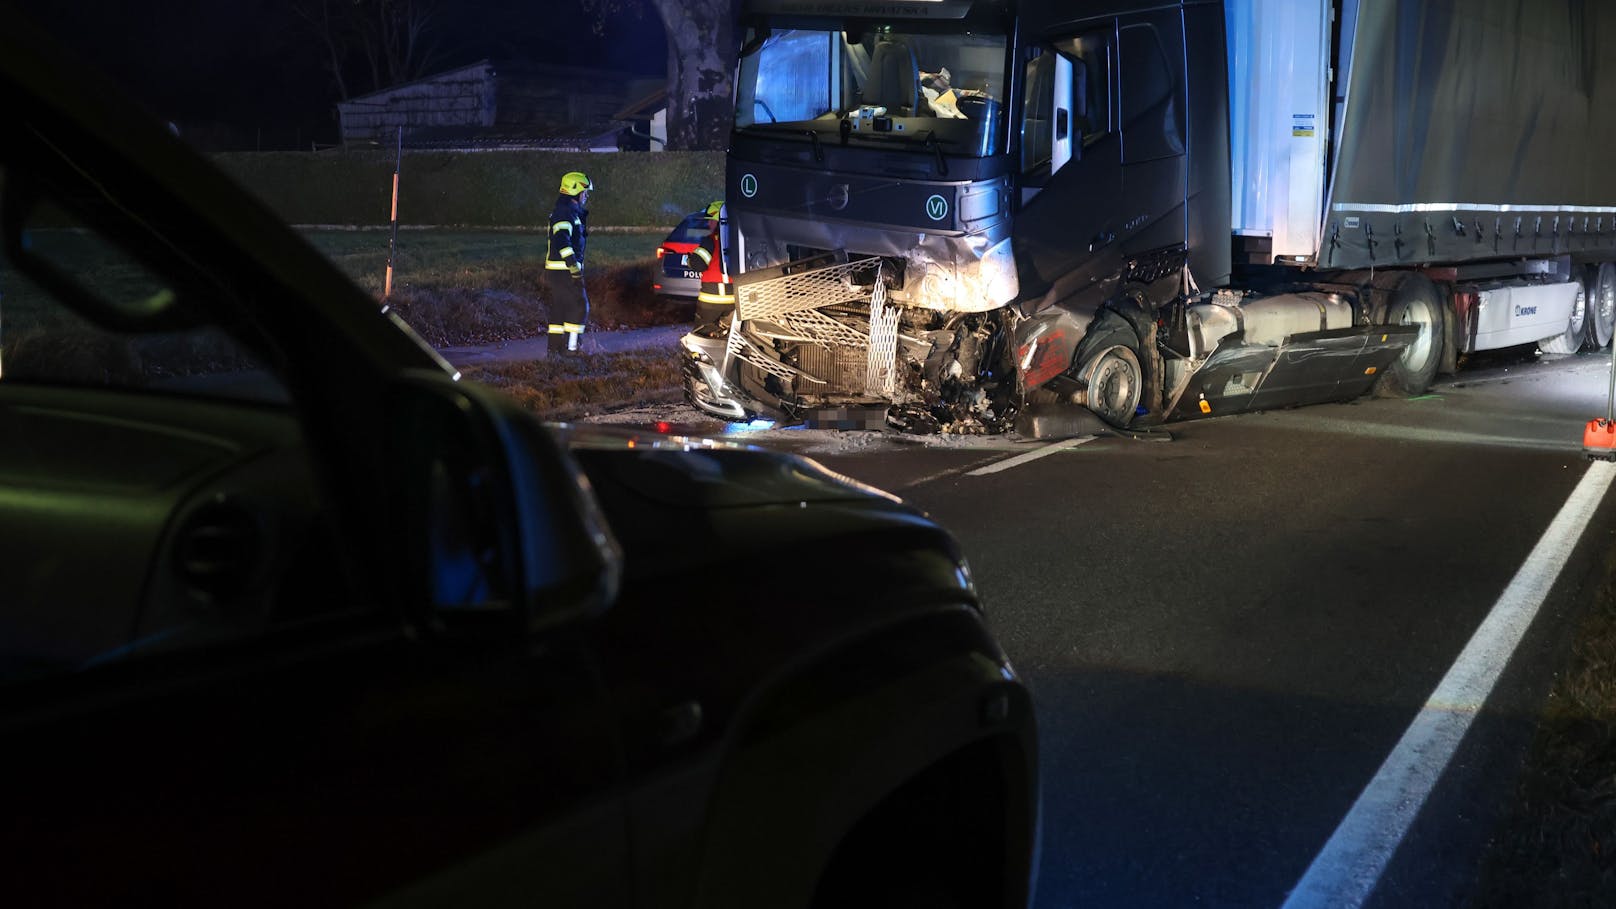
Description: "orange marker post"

(383, 127), (402, 300)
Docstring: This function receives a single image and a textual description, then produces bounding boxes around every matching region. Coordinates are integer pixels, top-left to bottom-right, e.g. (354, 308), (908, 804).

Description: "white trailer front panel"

(1467, 282), (1580, 353)
(1226, 0), (1332, 263)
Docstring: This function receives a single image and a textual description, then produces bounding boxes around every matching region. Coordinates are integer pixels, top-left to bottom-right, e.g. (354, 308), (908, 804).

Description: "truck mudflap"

(1166, 324), (1418, 420)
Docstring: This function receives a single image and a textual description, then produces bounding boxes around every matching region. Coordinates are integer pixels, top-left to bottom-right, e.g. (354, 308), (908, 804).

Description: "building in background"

(614, 87), (669, 152)
(336, 60), (662, 152)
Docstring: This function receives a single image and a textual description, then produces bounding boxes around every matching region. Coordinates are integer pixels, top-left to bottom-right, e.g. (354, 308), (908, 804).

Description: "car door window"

(0, 162), (356, 685)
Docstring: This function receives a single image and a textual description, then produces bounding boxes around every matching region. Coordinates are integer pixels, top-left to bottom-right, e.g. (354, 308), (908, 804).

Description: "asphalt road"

(612, 348), (1616, 907)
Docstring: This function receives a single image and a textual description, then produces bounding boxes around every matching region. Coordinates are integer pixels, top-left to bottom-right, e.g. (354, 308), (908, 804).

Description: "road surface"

(586, 349), (1616, 907)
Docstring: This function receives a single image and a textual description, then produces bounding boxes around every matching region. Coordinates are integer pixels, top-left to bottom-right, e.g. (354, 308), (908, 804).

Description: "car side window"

(0, 162), (356, 686)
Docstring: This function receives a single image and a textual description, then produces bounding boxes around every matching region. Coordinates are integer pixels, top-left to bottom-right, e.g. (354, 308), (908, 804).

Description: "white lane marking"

(1282, 459), (1616, 909)
(965, 436), (1097, 476)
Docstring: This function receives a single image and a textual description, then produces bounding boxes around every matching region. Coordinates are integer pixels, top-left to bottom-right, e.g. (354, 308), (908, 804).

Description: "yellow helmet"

(559, 171), (594, 196)
(705, 200), (724, 218)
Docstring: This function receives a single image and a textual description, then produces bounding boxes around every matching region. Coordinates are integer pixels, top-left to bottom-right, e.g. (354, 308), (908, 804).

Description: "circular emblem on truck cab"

(926, 194), (949, 222)
(740, 173), (758, 198)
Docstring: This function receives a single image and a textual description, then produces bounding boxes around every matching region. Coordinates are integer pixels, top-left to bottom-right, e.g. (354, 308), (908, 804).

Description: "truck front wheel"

(1374, 273), (1444, 397)
(1079, 344), (1143, 428)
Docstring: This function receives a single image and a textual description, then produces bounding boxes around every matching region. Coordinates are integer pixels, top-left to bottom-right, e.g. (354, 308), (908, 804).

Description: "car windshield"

(734, 26), (1008, 156)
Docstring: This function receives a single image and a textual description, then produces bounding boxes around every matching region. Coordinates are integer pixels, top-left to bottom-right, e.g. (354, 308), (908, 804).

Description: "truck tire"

(1374, 273), (1444, 397)
(1079, 344), (1143, 428)
(1540, 274), (1590, 355)
(1590, 262), (1616, 350)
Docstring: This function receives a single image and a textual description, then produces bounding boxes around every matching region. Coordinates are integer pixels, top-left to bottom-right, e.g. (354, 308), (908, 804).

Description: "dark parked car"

(655, 210), (716, 299)
(0, 14), (1037, 908)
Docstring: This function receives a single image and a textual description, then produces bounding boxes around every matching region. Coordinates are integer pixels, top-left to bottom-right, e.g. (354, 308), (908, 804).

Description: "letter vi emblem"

(926, 194), (949, 221)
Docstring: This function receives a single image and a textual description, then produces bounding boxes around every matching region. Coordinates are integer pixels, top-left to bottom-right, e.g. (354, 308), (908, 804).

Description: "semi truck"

(680, 0), (1616, 434)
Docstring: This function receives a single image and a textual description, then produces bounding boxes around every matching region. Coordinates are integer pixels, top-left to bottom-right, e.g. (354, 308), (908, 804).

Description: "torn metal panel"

(1167, 324), (1416, 420)
(731, 204), (1017, 314)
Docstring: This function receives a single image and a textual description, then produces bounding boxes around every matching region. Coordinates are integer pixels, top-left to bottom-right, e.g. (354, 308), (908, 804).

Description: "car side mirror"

(393, 375), (621, 638)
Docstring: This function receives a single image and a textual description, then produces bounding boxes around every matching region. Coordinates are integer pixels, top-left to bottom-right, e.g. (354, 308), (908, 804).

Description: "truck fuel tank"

(1186, 291), (1354, 358)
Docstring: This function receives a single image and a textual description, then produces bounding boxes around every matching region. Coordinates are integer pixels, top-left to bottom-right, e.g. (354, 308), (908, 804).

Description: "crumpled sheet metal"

(734, 211), (1018, 314)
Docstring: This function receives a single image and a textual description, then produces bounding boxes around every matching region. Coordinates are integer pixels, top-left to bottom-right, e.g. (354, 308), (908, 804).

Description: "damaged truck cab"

(684, 0), (1616, 434)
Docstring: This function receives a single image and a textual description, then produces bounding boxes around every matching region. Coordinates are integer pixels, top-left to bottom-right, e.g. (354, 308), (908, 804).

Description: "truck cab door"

(1013, 28), (1123, 303)
(1116, 12), (1189, 265)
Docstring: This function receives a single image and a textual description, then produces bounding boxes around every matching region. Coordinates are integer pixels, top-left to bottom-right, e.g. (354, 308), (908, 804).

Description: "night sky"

(14, 0), (669, 147)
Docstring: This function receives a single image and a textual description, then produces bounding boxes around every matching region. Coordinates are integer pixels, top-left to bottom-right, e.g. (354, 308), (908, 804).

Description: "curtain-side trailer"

(680, 0), (1616, 434)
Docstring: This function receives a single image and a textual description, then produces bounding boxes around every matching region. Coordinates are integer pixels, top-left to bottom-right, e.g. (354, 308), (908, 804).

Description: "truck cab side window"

(1053, 33), (1112, 146)
(1021, 51), (1054, 178)
(1023, 31), (1113, 188)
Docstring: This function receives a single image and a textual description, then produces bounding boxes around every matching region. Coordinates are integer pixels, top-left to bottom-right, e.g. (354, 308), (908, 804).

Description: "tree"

(581, 0), (739, 151)
(649, 0), (739, 150)
(294, 0), (448, 100)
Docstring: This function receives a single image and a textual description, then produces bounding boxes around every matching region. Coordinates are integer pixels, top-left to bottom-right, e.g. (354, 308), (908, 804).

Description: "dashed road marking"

(965, 436), (1097, 476)
(1282, 459), (1616, 908)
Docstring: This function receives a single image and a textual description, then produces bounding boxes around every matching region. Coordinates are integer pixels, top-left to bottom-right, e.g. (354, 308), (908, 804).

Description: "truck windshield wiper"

(922, 130), (948, 177)
(742, 122), (828, 163)
(843, 129), (957, 176)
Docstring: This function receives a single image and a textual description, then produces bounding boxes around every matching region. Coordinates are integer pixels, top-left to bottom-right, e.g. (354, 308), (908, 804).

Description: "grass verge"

(1469, 566), (1616, 904)
(461, 348), (684, 421)
(304, 230), (690, 346)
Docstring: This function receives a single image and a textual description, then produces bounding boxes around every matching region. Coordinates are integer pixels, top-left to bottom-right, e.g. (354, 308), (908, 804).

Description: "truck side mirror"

(393, 376), (621, 639)
(1056, 108), (1070, 142)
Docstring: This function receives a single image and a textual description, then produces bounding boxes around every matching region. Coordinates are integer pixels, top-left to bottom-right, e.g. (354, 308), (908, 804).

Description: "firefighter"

(690, 200), (734, 328)
(543, 171), (593, 354)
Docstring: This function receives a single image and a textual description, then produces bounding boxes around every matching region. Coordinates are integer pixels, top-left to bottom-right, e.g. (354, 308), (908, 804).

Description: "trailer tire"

(1540, 274), (1590, 355)
(1374, 273), (1444, 397)
(1590, 262), (1616, 350)
(1078, 343), (1143, 428)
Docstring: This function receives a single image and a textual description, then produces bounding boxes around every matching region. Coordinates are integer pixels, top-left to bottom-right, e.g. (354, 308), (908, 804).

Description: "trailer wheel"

(1374, 273), (1444, 397)
(1079, 344), (1142, 428)
(1591, 263), (1616, 350)
(1540, 275), (1590, 355)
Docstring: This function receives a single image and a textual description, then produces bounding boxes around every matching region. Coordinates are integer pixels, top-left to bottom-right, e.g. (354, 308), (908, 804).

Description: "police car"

(654, 209), (716, 300)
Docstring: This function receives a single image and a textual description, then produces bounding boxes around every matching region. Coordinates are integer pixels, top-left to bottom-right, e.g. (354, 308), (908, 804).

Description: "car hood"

(554, 422), (901, 510)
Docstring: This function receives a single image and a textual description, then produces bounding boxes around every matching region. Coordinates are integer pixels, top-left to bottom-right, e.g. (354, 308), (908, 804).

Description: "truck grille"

(728, 255), (900, 399)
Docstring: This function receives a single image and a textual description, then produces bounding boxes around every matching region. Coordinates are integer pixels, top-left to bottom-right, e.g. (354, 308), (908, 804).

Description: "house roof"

(340, 59), (650, 106)
(615, 86), (668, 120)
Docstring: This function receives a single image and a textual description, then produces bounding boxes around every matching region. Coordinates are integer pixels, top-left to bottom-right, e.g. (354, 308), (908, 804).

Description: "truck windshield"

(734, 26), (1008, 157)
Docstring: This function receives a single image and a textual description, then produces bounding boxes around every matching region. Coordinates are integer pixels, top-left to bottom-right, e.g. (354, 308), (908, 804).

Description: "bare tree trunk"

(650, 0), (739, 151)
(293, 0), (351, 100)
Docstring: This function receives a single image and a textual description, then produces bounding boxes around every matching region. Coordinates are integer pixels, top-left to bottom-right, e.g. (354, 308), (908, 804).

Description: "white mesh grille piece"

(735, 257), (883, 323)
(866, 279), (900, 397)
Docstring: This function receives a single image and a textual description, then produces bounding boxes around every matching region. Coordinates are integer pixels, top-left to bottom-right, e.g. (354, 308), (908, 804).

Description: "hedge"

(212, 150), (726, 229)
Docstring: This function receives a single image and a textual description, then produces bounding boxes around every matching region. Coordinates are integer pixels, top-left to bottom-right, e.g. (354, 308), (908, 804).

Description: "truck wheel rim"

(1088, 348), (1140, 424)
(1397, 297), (1436, 370)
(1601, 275), (1616, 332)
(1570, 284), (1588, 333)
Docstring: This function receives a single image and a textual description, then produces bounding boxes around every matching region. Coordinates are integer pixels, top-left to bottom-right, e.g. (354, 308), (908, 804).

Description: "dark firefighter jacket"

(545, 196), (588, 273)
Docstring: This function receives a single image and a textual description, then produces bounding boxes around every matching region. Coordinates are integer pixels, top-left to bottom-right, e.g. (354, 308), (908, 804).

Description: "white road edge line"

(1282, 459), (1616, 909)
(965, 436), (1096, 476)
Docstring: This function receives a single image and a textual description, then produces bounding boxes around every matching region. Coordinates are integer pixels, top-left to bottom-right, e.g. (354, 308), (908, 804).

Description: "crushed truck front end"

(682, 0), (1026, 432)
